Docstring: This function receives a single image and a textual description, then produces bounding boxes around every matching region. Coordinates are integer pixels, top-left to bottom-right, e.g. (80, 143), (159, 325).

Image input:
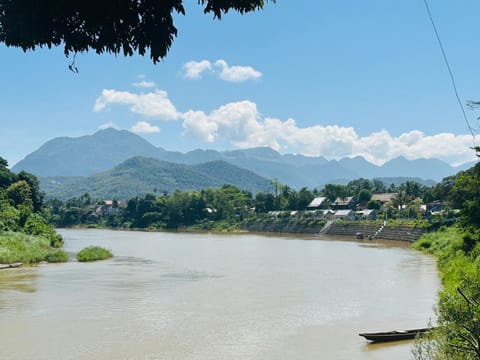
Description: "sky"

(1, 0), (480, 168)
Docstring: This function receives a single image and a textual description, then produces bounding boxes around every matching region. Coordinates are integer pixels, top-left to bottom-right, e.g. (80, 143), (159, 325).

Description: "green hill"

(41, 157), (272, 200)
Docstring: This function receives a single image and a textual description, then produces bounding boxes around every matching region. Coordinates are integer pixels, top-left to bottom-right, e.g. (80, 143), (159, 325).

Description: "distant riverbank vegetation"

(0, 157), (66, 264)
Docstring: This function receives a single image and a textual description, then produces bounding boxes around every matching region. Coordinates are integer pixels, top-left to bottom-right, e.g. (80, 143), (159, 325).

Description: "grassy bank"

(0, 231), (68, 264)
(413, 226), (474, 286)
(412, 226), (480, 359)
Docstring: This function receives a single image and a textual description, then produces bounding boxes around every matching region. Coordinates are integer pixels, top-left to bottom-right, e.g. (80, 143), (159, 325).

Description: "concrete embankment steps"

(325, 223), (426, 242)
(373, 225), (426, 242)
(374, 225), (384, 238)
(319, 219), (335, 234)
(323, 223), (381, 238)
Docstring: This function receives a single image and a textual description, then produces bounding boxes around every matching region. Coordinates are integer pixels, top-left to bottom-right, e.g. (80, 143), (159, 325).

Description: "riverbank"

(411, 226), (480, 359)
(0, 231), (68, 265)
(240, 218), (428, 242)
(60, 218), (429, 242)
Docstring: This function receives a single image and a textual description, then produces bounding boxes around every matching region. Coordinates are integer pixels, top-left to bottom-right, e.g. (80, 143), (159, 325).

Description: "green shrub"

(412, 237), (432, 250)
(76, 246), (113, 262)
(49, 233), (64, 248)
(44, 249), (69, 263)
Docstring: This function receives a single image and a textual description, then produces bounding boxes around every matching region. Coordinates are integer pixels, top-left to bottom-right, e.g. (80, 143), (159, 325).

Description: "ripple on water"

(161, 270), (224, 282)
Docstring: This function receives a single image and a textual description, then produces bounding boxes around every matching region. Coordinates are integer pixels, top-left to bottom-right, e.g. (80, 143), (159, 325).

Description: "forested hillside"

(41, 157), (272, 200)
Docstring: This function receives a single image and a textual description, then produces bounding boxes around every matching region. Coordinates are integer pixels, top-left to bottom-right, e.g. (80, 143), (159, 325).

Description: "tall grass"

(0, 231), (68, 264)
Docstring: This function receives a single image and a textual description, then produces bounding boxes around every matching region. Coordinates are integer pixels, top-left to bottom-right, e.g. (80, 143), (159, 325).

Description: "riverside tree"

(0, 0), (274, 64)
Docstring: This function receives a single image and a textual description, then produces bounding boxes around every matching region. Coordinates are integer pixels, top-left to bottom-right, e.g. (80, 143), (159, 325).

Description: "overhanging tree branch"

(0, 0), (274, 64)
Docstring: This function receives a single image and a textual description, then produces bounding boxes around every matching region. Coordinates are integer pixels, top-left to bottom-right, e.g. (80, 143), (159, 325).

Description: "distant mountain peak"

(13, 129), (163, 177)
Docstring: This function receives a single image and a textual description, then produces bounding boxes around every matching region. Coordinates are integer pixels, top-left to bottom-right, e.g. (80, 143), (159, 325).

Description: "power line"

(422, 0), (477, 145)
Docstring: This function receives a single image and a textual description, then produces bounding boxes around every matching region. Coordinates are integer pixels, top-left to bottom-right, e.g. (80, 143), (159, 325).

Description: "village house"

(331, 196), (355, 210)
(356, 209), (377, 220)
(305, 209), (335, 220)
(426, 200), (444, 214)
(95, 200), (125, 216)
(332, 209), (356, 221)
(306, 197), (327, 210)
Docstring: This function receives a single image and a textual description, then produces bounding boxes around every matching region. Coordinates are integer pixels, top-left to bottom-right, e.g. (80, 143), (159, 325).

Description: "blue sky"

(1, 0), (480, 167)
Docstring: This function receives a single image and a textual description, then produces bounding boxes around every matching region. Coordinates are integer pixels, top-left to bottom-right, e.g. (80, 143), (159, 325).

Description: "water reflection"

(161, 271), (224, 282)
(112, 256), (155, 266)
(362, 338), (414, 351)
(0, 268), (38, 293)
(0, 268), (38, 315)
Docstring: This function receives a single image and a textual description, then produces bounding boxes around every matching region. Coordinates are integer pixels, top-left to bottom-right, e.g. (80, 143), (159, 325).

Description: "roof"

(371, 193), (398, 203)
(333, 196), (354, 206)
(357, 209), (375, 216)
(307, 197), (327, 208)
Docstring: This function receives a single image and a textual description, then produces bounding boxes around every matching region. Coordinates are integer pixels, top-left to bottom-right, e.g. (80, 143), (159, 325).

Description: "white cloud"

(182, 110), (218, 142)
(181, 59), (262, 82)
(182, 101), (262, 144)
(98, 121), (119, 130)
(93, 87), (476, 166)
(214, 59), (262, 82)
(132, 80), (156, 88)
(130, 121), (160, 134)
(182, 60), (212, 80)
(181, 100), (478, 166)
(93, 89), (180, 120)
(353, 131), (477, 166)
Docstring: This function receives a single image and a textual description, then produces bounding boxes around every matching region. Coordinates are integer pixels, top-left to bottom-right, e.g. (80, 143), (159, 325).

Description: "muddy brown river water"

(0, 229), (440, 359)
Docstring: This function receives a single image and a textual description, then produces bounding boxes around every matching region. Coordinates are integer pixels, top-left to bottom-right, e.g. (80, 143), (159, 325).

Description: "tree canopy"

(0, 0), (273, 64)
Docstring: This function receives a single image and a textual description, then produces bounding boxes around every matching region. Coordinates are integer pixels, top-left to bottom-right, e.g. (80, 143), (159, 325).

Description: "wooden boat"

(359, 327), (432, 342)
(0, 262), (23, 270)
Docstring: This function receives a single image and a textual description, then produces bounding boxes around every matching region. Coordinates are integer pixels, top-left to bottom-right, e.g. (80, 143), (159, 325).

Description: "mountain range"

(12, 128), (477, 198)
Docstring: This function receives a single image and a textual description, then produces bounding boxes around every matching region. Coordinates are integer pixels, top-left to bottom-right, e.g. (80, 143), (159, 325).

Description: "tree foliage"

(451, 163), (480, 227)
(0, 0), (273, 64)
(0, 155), (62, 248)
(6, 180), (32, 208)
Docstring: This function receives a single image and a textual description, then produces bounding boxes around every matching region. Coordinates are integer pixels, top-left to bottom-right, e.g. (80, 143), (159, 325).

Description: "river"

(0, 229), (440, 359)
